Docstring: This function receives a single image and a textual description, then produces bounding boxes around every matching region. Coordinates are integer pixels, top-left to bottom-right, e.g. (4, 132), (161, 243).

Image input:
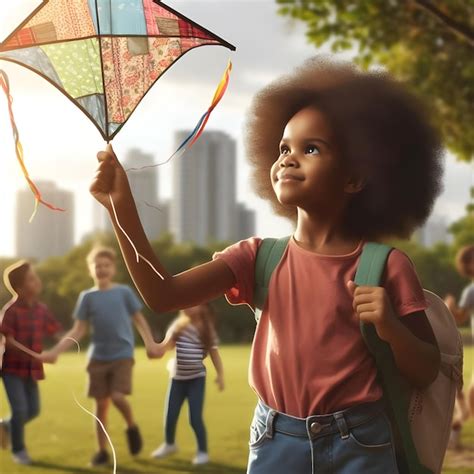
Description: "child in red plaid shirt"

(0, 260), (61, 465)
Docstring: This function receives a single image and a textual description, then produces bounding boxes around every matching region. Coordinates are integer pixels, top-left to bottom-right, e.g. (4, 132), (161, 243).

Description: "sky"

(0, 0), (472, 257)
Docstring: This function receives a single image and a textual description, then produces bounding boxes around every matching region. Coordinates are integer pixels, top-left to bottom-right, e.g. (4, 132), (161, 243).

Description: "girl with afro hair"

(90, 57), (443, 473)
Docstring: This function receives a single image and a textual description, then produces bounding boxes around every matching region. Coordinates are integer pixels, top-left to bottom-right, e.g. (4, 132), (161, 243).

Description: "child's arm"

(132, 311), (156, 353)
(147, 325), (176, 359)
(209, 347), (225, 391)
(39, 320), (89, 363)
(348, 281), (440, 389)
(5, 335), (41, 360)
(444, 294), (469, 325)
(90, 146), (235, 314)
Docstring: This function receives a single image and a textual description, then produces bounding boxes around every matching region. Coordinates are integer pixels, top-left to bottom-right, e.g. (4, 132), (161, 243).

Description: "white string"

(108, 194), (165, 280)
(64, 337), (117, 474)
(125, 147), (187, 173)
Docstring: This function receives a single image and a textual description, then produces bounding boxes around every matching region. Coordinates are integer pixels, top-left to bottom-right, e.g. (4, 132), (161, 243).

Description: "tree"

(0, 233), (255, 344)
(277, 0), (474, 161)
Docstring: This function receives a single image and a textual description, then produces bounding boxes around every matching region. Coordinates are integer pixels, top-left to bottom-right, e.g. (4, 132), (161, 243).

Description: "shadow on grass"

(29, 458), (246, 474)
(30, 460), (141, 474)
(135, 458), (246, 473)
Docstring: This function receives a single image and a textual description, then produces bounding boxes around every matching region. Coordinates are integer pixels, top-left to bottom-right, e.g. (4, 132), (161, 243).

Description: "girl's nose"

(279, 154), (297, 168)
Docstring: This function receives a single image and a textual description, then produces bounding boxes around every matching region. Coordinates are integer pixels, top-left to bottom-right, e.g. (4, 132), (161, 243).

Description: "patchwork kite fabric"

(0, 0), (235, 141)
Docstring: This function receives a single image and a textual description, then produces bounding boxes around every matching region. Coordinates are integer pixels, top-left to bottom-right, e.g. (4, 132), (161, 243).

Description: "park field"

(0, 345), (472, 474)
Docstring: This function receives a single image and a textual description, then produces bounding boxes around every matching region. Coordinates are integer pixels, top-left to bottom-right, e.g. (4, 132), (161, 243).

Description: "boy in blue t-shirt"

(41, 247), (156, 466)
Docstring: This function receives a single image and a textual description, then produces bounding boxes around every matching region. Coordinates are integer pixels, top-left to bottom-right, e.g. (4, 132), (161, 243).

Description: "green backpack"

(253, 237), (434, 474)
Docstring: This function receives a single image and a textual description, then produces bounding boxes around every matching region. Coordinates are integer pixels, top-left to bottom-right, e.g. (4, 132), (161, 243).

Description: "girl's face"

(184, 305), (207, 321)
(271, 107), (355, 213)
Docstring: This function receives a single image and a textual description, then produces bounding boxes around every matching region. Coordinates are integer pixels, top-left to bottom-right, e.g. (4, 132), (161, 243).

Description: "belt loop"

(265, 409), (277, 439)
(334, 412), (349, 440)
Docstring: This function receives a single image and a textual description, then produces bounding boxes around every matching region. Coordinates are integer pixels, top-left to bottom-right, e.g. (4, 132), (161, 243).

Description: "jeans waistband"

(256, 399), (386, 440)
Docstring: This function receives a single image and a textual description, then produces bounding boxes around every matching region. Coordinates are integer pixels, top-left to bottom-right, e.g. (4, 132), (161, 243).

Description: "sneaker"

(0, 419), (10, 449)
(126, 425), (143, 456)
(150, 443), (178, 459)
(12, 449), (32, 465)
(90, 450), (110, 466)
(192, 451), (209, 465)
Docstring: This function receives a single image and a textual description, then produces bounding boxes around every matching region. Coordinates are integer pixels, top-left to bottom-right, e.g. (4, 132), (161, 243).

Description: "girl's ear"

(344, 175), (365, 194)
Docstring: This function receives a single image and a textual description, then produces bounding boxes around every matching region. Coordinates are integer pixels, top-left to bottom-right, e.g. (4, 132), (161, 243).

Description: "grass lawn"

(0, 345), (472, 474)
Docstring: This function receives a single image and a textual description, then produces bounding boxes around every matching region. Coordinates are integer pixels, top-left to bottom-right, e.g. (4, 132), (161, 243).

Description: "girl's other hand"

(215, 375), (225, 391)
(347, 280), (398, 342)
(90, 144), (133, 209)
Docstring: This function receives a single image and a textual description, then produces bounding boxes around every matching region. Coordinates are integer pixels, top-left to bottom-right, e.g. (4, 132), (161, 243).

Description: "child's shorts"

(86, 358), (134, 399)
(247, 399), (399, 474)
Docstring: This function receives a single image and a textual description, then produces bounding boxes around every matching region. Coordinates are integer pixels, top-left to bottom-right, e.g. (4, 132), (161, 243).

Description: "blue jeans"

(165, 376), (207, 452)
(2, 374), (40, 453)
(247, 399), (399, 474)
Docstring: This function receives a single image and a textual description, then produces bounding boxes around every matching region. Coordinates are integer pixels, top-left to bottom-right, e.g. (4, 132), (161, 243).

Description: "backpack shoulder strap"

(254, 236), (290, 321)
(355, 242), (432, 474)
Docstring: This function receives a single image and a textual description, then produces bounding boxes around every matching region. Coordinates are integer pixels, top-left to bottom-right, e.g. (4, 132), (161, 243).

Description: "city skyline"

(11, 130), (256, 259)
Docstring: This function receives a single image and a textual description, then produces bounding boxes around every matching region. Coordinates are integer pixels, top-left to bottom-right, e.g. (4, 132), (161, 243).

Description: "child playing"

(40, 247), (156, 466)
(148, 303), (224, 465)
(445, 244), (474, 448)
(0, 260), (62, 465)
(90, 58), (442, 473)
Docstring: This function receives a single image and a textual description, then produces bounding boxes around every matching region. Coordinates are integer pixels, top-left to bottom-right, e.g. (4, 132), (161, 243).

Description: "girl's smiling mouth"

(276, 173), (304, 182)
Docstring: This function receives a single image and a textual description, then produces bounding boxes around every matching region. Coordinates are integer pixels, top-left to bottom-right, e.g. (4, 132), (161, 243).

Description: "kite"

(0, 0), (235, 214)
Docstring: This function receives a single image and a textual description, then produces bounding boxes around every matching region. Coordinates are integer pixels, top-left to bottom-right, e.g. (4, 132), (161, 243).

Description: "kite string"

(64, 337), (117, 474)
(0, 70), (64, 221)
(103, 61), (233, 281)
(125, 60), (233, 173)
(0, 318), (117, 473)
(108, 193), (165, 281)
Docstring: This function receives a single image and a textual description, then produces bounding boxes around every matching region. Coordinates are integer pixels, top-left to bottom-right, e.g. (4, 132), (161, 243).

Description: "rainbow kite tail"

(172, 60), (233, 158)
(0, 70), (64, 221)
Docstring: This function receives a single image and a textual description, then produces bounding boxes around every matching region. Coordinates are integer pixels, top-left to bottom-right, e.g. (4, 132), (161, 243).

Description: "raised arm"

(90, 146), (235, 314)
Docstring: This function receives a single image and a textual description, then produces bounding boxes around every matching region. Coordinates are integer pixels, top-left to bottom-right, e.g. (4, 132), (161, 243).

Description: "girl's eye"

(306, 145), (320, 155)
(280, 146), (290, 155)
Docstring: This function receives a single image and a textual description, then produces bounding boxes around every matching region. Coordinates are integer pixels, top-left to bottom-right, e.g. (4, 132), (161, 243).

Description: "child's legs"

(109, 359), (135, 427)
(187, 376), (207, 452)
(94, 398), (111, 451)
(164, 379), (186, 445)
(24, 378), (40, 422)
(2, 374), (31, 453)
(88, 359), (115, 451)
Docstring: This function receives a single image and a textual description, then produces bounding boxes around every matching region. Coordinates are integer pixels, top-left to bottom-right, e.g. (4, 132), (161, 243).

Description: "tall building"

(237, 203), (256, 241)
(16, 181), (74, 260)
(124, 148), (168, 240)
(92, 148), (169, 240)
(171, 130), (255, 245)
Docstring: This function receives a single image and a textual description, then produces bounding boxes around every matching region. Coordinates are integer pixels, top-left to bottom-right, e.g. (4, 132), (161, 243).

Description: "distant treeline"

(1, 212), (472, 344)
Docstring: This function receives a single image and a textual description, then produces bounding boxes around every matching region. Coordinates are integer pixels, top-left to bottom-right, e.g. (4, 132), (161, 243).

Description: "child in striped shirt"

(149, 303), (224, 465)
